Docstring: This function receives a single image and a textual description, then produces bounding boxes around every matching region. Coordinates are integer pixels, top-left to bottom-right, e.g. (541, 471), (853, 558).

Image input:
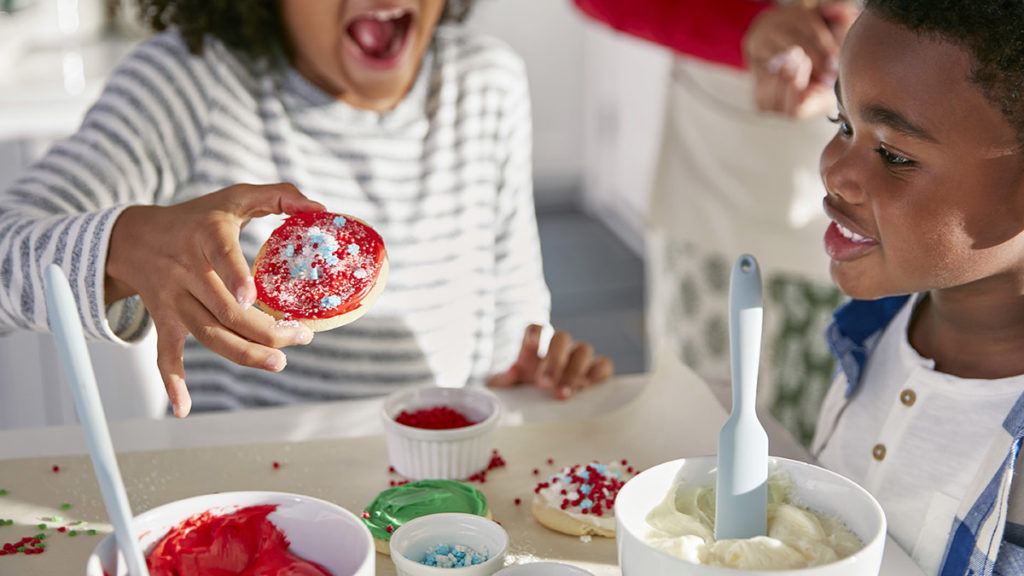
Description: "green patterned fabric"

(649, 238), (842, 447)
(764, 274), (844, 446)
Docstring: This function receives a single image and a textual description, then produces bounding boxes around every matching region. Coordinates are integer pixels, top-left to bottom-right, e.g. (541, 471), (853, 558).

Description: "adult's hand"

(743, 2), (860, 118)
(487, 324), (614, 400)
(105, 183), (326, 417)
(752, 45), (837, 119)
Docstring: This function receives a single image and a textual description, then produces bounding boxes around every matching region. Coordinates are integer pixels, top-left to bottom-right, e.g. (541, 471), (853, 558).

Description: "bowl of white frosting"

(615, 456), (885, 575)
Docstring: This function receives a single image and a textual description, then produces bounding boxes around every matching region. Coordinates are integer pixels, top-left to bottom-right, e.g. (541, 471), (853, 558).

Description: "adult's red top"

(572, 0), (772, 69)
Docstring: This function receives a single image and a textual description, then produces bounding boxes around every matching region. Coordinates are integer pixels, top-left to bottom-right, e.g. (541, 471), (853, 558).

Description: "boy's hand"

(487, 324), (614, 400)
(105, 183), (326, 418)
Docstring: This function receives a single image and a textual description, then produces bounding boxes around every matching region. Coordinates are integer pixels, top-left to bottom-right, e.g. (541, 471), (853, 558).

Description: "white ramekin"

(381, 385), (502, 481)
(390, 512), (509, 576)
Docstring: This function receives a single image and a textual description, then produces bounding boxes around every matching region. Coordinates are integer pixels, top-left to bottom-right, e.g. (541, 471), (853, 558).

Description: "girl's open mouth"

(346, 8), (414, 66)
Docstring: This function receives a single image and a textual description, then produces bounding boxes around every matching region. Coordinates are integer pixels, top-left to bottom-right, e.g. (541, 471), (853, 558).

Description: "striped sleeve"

(488, 52), (552, 375)
(0, 31), (212, 342)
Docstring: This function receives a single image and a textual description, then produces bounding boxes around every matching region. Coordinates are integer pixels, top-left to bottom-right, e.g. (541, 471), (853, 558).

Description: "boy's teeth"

(836, 222), (869, 243)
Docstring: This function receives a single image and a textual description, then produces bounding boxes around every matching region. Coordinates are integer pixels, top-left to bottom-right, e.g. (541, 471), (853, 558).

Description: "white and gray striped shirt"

(0, 25), (550, 411)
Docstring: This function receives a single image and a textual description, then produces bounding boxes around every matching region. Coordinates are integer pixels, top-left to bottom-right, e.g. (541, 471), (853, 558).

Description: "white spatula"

(43, 264), (150, 576)
(715, 254), (769, 540)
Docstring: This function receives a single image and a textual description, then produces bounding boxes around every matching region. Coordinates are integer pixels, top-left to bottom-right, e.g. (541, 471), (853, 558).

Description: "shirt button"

(900, 389), (916, 406)
(873, 444), (886, 461)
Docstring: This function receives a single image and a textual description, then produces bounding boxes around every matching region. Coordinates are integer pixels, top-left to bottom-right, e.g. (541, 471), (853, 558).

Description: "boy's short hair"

(865, 0), (1024, 147)
(137, 0), (476, 60)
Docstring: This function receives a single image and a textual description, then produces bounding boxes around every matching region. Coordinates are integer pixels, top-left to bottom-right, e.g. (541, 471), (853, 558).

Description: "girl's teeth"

(836, 222), (869, 243)
(370, 8), (407, 21)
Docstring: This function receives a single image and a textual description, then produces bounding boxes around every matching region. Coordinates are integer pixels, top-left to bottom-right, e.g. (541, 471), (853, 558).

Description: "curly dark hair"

(864, 0), (1024, 146)
(136, 0), (476, 59)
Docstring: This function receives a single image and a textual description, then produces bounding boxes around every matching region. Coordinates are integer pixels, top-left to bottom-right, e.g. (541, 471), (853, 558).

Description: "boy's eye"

(874, 145), (913, 166)
(828, 115), (852, 137)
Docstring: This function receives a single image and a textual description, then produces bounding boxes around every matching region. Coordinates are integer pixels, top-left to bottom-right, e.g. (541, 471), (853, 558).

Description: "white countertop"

(0, 346), (925, 575)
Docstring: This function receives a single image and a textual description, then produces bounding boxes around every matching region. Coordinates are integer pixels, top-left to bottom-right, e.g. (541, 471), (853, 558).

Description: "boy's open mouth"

(347, 9), (413, 62)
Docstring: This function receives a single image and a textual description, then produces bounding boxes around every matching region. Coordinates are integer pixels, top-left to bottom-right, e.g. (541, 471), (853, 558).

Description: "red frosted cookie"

(252, 211), (388, 331)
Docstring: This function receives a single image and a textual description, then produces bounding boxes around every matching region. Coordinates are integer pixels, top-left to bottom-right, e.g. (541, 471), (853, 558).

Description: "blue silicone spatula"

(715, 254), (769, 540)
(43, 265), (150, 576)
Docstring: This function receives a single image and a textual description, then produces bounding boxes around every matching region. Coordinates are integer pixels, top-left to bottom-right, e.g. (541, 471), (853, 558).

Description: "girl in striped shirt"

(0, 0), (613, 417)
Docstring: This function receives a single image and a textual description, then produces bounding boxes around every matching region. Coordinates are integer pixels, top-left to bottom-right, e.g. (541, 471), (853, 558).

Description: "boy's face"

(821, 11), (1024, 300)
(280, 0), (445, 111)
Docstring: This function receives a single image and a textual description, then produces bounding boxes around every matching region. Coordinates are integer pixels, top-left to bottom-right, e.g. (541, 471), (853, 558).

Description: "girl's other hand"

(105, 183), (326, 418)
(487, 324), (614, 400)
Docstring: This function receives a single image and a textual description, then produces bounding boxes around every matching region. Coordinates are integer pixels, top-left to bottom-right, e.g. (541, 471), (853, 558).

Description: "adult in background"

(574, 0), (859, 445)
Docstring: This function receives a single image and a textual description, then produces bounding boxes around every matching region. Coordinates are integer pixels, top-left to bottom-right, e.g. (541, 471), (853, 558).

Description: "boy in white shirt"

(810, 1), (1024, 574)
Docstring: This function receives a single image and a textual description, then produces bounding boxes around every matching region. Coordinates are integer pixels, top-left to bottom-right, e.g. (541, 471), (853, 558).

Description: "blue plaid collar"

(825, 295), (909, 397)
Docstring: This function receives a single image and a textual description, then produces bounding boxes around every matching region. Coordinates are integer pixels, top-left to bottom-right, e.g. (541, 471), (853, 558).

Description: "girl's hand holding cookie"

(105, 183), (326, 418)
(487, 324), (614, 399)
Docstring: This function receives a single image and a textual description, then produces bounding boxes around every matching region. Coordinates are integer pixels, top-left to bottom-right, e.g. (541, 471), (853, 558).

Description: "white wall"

(580, 24), (670, 253)
(469, 1), (671, 250)
(467, 0), (587, 206)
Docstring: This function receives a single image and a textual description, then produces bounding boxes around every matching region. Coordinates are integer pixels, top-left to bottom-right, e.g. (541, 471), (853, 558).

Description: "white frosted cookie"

(531, 461), (635, 538)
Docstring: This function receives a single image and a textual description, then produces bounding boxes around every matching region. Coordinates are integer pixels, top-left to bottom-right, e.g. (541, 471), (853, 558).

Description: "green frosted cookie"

(362, 479), (490, 554)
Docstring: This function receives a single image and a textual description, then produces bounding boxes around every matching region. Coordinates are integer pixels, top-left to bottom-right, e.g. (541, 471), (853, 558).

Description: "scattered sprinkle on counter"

(0, 536), (46, 555)
(387, 449), (507, 484)
(466, 450), (506, 483)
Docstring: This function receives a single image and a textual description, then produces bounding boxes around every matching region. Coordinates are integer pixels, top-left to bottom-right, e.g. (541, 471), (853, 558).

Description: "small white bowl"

(389, 512), (510, 576)
(85, 491), (374, 576)
(615, 456), (886, 576)
(495, 561), (595, 575)
(382, 386), (502, 480)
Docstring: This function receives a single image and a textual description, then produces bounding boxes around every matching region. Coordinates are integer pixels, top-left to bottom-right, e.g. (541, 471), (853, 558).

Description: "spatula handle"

(729, 255), (762, 415)
(715, 254), (769, 540)
(43, 265), (150, 576)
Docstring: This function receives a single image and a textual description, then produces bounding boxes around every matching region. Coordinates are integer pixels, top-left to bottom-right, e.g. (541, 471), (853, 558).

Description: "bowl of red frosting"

(382, 385), (502, 481)
(85, 491), (374, 576)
